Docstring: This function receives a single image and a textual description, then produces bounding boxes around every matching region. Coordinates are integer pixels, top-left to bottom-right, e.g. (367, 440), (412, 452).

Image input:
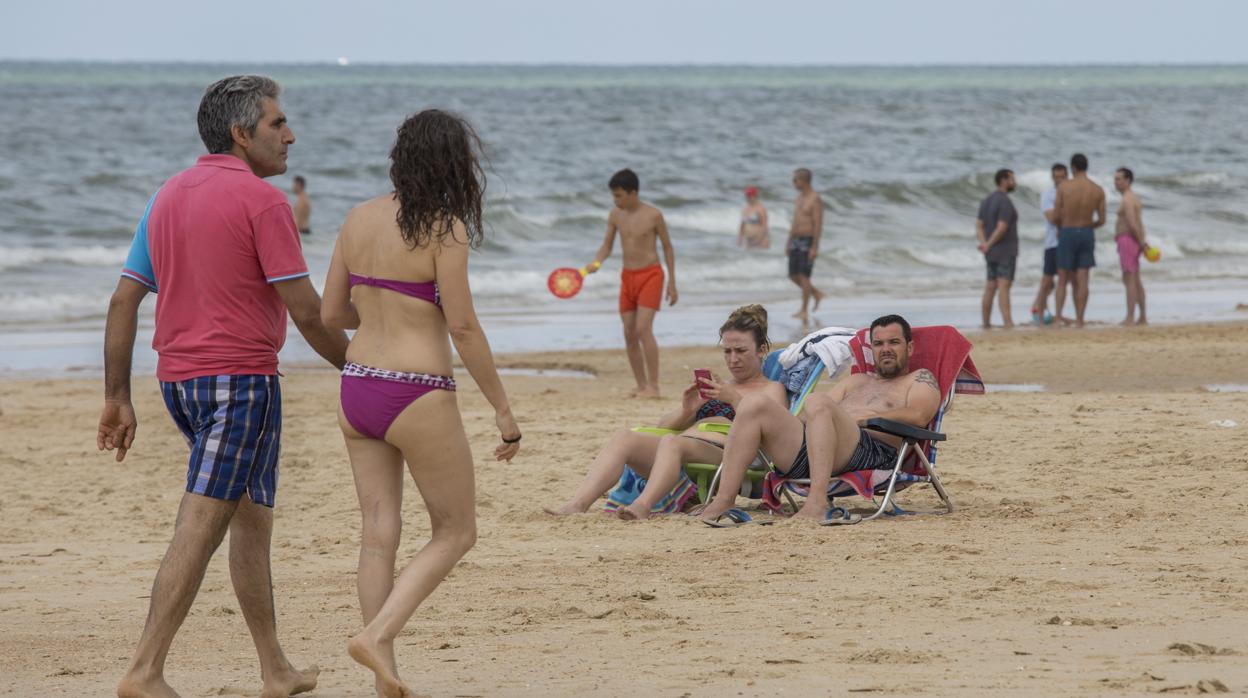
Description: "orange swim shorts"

(619, 264), (664, 313)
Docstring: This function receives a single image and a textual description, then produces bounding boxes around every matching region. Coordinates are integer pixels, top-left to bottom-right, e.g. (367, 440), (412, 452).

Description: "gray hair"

(197, 75), (281, 154)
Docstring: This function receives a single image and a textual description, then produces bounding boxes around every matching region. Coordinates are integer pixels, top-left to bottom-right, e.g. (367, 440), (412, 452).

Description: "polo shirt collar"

(196, 154), (252, 172)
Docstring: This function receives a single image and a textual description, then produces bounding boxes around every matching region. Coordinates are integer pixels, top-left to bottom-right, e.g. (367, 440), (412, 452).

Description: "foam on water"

(2, 62), (1247, 356)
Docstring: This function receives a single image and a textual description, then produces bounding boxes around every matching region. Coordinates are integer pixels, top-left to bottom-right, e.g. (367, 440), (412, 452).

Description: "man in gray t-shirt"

(975, 168), (1019, 328)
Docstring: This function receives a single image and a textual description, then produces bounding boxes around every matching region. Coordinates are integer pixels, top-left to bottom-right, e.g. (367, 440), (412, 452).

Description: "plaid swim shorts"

(160, 374), (282, 507)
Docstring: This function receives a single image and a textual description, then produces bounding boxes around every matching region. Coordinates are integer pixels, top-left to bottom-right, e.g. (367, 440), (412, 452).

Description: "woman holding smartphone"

(321, 110), (519, 697)
(543, 304), (785, 520)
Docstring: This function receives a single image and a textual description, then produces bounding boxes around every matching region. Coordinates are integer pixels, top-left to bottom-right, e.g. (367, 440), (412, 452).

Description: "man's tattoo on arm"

(914, 369), (939, 392)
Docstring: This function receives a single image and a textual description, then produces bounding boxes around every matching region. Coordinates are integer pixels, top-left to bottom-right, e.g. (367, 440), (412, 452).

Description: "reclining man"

(699, 314), (942, 523)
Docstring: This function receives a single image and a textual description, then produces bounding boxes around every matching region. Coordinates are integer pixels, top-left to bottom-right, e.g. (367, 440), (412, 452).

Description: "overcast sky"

(4, 0), (1246, 65)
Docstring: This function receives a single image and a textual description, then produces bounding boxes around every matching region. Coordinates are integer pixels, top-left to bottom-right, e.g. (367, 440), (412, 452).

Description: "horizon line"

(3, 57), (1247, 69)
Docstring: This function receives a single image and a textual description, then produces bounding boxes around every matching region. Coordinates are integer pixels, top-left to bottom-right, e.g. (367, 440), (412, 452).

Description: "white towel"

(778, 326), (857, 377)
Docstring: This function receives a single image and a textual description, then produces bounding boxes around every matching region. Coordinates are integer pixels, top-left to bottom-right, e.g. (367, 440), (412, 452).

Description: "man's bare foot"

(618, 504), (651, 521)
(980, 323), (992, 330)
(636, 385), (660, 399)
(348, 633), (413, 698)
(790, 504), (829, 522)
(1120, 318), (1135, 326)
(542, 502), (587, 516)
(1055, 315), (1073, 327)
(1001, 321), (1014, 330)
(812, 289), (825, 311)
(1137, 318), (1148, 326)
(117, 673), (180, 698)
(260, 664), (320, 698)
(1075, 320), (1085, 328)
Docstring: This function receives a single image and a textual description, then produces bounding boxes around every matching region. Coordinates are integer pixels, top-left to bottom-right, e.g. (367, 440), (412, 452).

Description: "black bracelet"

(502, 434), (522, 444)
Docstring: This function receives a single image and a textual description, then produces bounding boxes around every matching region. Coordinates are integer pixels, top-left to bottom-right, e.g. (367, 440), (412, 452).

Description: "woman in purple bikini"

(321, 110), (519, 697)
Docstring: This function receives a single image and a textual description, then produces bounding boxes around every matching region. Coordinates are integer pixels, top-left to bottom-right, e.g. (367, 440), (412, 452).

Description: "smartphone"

(693, 368), (713, 399)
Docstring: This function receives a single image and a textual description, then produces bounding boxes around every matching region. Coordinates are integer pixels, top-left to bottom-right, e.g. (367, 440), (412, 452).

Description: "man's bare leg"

(118, 493), (238, 698)
(791, 275), (812, 322)
(228, 497), (319, 698)
(1054, 270), (1073, 325)
(622, 434), (721, 520)
(1135, 273), (1147, 324)
(997, 278), (1014, 328)
(634, 306), (660, 398)
(792, 395), (864, 521)
(699, 395), (804, 522)
(619, 310), (646, 396)
(1074, 268), (1091, 327)
(1033, 275), (1054, 317)
(981, 279), (997, 329)
(544, 429), (662, 515)
(1120, 271), (1137, 325)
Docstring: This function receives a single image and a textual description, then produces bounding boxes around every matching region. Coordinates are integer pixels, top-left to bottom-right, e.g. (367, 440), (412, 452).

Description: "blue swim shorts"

(160, 374), (282, 507)
(1043, 247), (1058, 277)
(1057, 227), (1097, 271)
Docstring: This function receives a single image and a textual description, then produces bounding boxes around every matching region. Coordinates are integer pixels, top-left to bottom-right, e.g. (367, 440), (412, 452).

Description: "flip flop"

(703, 507), (774, 528)
(819, 506), (861, 526)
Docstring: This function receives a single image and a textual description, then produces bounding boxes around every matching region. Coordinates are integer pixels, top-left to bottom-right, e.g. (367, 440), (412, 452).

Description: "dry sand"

(2, 321), (1246, 697)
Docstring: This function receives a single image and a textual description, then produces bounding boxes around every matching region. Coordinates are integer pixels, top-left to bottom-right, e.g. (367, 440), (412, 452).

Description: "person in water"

(544, 304), (785, 520)
(738, 185), (770, 249)
(321, 109), (520, 698)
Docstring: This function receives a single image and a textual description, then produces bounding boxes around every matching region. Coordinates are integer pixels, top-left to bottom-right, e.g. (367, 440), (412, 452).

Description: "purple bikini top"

(348, 273), (441, 307)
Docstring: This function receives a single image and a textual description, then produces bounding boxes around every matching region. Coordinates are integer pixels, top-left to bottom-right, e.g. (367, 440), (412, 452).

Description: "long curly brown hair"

(389, 109), (486, 248)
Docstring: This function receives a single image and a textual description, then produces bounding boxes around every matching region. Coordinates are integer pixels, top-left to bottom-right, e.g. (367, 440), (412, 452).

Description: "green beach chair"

(628, 349), (827, 504)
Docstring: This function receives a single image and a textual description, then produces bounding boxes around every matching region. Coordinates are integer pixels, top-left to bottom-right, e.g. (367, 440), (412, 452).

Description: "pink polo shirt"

(121, 154), (308, 382)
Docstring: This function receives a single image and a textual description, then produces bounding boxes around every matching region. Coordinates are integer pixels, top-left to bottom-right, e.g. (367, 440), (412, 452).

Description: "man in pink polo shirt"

(98, 75), (347, 698)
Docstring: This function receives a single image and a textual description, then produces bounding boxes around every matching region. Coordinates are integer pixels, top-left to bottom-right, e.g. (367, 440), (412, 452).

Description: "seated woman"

(544, 304), (786, 520)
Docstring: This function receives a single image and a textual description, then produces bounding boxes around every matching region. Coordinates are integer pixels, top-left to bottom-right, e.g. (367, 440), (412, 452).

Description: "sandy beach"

(2, 321), (1246, 697)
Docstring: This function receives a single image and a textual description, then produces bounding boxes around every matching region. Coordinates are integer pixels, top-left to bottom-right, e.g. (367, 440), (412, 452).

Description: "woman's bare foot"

(348, 633), (413, 698)
(260, 664), (320, 698)
(542, 502), (587, 516)
(117, 673), (180, 698)
(636, 385), (660, 399)
(618, 503), (651, 521)
(698, 501), (733, 523)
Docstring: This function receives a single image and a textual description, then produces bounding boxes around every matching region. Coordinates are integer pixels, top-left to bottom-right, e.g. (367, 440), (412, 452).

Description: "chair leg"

(916, 448), (954, 514)
(860, 442), (910, 522)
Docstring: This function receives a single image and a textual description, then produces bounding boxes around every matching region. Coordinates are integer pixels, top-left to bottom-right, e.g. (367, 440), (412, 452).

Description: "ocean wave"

(0, 292), (107, 323)
(0, 244), (130, 270)
(1153, 172), (1234, 188)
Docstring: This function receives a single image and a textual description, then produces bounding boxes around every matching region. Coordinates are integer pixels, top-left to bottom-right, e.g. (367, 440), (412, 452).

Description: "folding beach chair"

(688, 350), (825, 502)
(606, 349), (827, 510)
(760, 325), (983, 522)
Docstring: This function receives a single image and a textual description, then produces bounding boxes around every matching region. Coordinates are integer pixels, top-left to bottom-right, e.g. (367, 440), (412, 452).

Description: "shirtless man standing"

(291, 175), (311, 235)
(587, 168), (678, 398)
(1114, 167), (1149, 325)
(785, 168), (825, 325)
(1052, 153), (1107, 327)
(699, 314), (940, 524)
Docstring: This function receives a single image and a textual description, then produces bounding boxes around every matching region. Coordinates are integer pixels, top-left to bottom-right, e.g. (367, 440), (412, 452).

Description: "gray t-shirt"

(977, 190), (1019, 263)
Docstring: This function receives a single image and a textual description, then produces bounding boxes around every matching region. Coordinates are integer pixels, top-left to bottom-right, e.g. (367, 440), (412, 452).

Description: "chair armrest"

(863, 418), (945, 442)
(632, 427), (681, 436)
(697, 422), (732, 436)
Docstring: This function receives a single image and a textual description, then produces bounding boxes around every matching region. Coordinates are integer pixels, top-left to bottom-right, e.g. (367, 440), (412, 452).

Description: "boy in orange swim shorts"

(586, 168), (678, 398)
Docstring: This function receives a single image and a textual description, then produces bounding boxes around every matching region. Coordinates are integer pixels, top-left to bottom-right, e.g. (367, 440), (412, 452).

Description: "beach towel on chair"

(602, 466), (698, 514)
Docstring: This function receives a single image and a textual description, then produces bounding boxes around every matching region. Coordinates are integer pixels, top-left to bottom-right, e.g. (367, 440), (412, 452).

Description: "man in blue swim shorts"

(1052, 153), (1106, 328)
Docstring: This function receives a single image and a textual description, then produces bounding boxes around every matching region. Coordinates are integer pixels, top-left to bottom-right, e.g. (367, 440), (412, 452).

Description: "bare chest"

(841, 378), (907, 413)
